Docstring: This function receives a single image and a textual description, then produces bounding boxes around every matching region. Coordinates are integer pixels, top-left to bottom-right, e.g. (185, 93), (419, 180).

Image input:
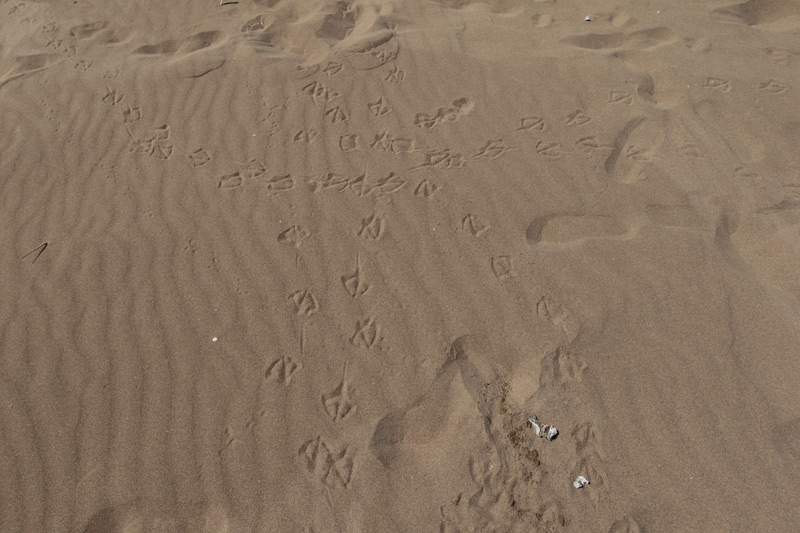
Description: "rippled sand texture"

(2, 0), (800, 531)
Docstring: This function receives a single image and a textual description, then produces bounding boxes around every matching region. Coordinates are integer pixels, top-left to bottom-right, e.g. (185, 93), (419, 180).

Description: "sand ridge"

(2, 0), (800, 531)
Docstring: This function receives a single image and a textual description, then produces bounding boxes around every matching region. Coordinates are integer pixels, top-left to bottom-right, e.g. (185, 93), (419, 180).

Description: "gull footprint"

(289, 290), (319, 318)
(298, 437), (354, 489)
(266, 355), (301, 385)
(321, 364), (357, 422)
(278, 225), (310, 248)
(351, 317), (382, 349)
(359, 214), (386, 240)
(462, 214), (489, 237)
(342, 253), (370, 298)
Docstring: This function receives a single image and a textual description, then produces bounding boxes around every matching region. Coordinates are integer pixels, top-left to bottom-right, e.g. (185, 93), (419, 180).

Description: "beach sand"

(2, 0), (800, 531)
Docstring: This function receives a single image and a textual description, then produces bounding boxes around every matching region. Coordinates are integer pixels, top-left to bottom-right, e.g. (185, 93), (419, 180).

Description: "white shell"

(573, 475), (590, 489)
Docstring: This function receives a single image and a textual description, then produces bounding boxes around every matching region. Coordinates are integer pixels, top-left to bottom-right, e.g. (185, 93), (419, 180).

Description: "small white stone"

(212, 337), (218, 342)
(585, 16), (591, 21)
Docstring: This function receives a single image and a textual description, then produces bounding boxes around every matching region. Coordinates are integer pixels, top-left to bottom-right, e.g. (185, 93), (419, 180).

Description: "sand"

(2, 0), (800, 531)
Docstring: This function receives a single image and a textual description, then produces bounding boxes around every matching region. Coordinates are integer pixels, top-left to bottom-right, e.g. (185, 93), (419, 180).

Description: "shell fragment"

(573, 475), (590, 489)
(528, 414), (558, 441)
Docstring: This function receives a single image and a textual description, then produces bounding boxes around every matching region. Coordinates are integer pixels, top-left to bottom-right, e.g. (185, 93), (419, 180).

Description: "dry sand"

(2, 0), (800, 531)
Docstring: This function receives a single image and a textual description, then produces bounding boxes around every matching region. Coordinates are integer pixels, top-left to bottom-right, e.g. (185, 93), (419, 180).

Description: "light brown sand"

(2, 0), (800, 531)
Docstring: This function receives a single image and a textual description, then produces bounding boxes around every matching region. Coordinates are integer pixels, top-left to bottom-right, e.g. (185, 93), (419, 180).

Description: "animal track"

(371, 132), (415, 154)
(517, 116), (546, 131)
(349, 171), (405, 198)
(289, 290), (319, 318)
(102, 85), (124, 106)
(266, 174), (294, 192)
(309, 173), (350, 193)
(385, 63), (405, 83)
(123, 105), (141, 123)
(462, 214), (489, 236)
(340, 134), (360, 152)
(74, 59), (94, 71)
(572, 421), (603, 458)
(358, 214), (386, 240)
(298, 437), (354, 488)
(536, 296), (577, 339)
(294, 130), (319, 143)
(278, 225), (310, 248)
(576, 136), (613, 153)
(440, 454), (526, 531)
(412, 149), (467, 170)
(607, 90), (633, 105)
(308, 171), (403, 198)
(565, 110), (592, 126)
(325, 105), (350, 124)
(189, 148), (211, 167)
(45, 37), (76, 57)
(126, 125), (173, 160)
(764, 47), (796, 64)
(150, 142), (173, 160)
(414, 98), (474, 129)
(351, 317), (382, 349)
(321, 364), (357, 422)
(347, 173), (374, 197)
(218, 172), (243, 189)
(301, 81), (341, 106)
(368, 97), (392, 116)
(241, 159), (267, 177)
(472, 139), (518, 160)
(757, 79), (787, 94)
(414, 179), (440, 198)
(538, 346), (586, 388)
(323, 62), (343, 76)
(266, 355), (301, 385)
(625, 145), (653, 162)
(536, 141), (566, 158)
(373, 172), (405, 194)
(342, 253), (370, 298)
(491, 256), (515, 279)
(704, 77), (731, 92)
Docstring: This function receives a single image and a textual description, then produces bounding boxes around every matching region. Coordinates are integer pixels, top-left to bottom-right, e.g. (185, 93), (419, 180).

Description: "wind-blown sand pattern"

(2, 0), (800, 531)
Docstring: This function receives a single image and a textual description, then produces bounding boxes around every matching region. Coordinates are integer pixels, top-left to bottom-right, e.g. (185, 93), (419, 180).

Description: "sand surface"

(3, 0), (800, 531)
